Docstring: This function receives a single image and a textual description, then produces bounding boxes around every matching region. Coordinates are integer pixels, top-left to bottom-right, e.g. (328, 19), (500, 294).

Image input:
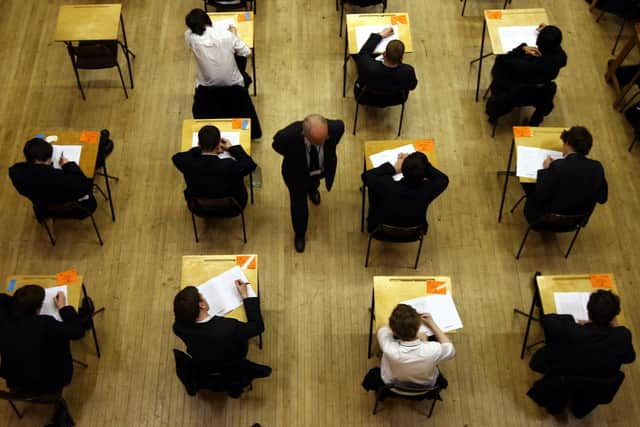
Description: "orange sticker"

(390, 15), (407, 25)
(486, 10), (503, 20)
(236, 255), (257, 269)
(513, 126), (533, 138)
(415, 140), (434, 152)
(231, 119), (244, 129)
(590, 274), (612, 289)
(237, 12), (252, 22)
(56, 269), (78, 285)
(79, 130), (99, 144)
(426, 280), (447, 294)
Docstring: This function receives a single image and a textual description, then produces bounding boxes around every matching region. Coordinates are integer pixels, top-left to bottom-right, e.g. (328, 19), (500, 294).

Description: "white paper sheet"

(40, 285), (68, 322)
(498, 25), (539, 52)
(191, 131), (241, 148)
(401, 294), (464, 335)
(368, 143), (415, 181)
(553, 292), (591, 322)
(516, 146), (563, 179)
(213, 18), (237, 32)
(196, 266), (257, 317)
(51, 145), (82, 170)
(355, 25), (399, 53)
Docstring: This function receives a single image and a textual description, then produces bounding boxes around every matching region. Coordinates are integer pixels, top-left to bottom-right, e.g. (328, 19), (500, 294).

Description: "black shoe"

(294, 234), (305, 253)
(309, 190), (321, 205)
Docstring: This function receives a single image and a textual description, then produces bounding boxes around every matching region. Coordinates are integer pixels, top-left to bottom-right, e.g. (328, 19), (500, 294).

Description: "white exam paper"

(553, 292), (591, 322)
(197, 266), (257, 317)
(355, 25), (399, 53)
(401, 294), (464, 336)
(498, 25), (538, 52)
(516, 146), (563, 179)
(40, 285), (68, 322)
(191, 131), (241, 148)
(51, 145), (82, 170)
(369, 143), (415, 181)
(214, 18), (237, 32)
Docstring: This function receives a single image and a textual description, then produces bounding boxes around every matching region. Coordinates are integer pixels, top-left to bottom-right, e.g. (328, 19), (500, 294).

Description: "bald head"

(303, 114), (328, 146)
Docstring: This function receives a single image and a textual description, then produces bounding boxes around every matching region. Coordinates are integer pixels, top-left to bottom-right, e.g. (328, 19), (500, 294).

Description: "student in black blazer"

(362, 151), (448, 233)
(8, 138), (97, 215)
(173, 282), (271, 398)
(0, 285), (85, 392)
(172, 125), (257, 208)
(523, 126), (608, 223)
(272, 115), (345, 252)
(354, 27), (418, 106)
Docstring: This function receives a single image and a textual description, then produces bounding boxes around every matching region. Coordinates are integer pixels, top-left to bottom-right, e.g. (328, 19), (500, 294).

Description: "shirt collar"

(399, 338), (422, 347)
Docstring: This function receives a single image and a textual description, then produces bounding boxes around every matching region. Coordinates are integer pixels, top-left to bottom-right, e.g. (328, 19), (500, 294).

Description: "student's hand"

(228, 25), (238, 35)
(220, 139), (232, 151)
(536, 23), (546, 32)
(54, 292), (66, 309)
(58, 156), (69, 167)
(235, 280), (249, 299)
(379, 27), (394, 38)
(394, 152), (408, 174)
(420, 313), (434, 325)
(523, 46), (541, 57)
(543, 155), (555, 169)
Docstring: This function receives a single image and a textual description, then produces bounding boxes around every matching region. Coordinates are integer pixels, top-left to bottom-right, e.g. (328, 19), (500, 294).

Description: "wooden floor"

(1, 0), (640, 425)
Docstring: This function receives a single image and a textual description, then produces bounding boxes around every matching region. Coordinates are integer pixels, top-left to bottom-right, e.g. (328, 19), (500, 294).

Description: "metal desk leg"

(517, 272), (542, 359)
(498, 138), (515, 222)
(474, 20), (487, 102)
(252, 47), (257, 96)
(120, 13), (134, 89)
(83, 283), (104, 358)
(249, 172), (254, 204)
(367, 288), (375, 358)
(461, 0), (467, 16)
(343, 34), (348, 97)
(102, 161), (116, 222)
(361, 157), (366, 232)
(258, 270), (263, 349)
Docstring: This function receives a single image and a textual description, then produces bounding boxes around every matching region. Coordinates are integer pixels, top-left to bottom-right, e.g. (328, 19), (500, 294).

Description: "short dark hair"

(587, 290), (621, 327)
(537, 25), (562, 53)
(198, 125), (221, 151)
(401, 152), (429, 185)
(385, 40), (405, 65)
(174, 286), (200, 323)
(23, 138), (53, 163)
(13, 285), (45, 315)
(389, 304), (421, 341)
(561, 126), (593, 155)
(185, 8), (212, 36)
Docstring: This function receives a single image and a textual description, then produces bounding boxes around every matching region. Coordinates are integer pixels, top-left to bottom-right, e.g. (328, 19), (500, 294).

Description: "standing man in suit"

(522, 126), (608, 223)
(173, 281), (271, 398)
(172, 125), (257, 208)
(354, 28), (418, 104)
(9, 138), (97, 215)
(272, 115), (345, 252)
(362, 151), (448, 233)
(0, 285), (85, 392)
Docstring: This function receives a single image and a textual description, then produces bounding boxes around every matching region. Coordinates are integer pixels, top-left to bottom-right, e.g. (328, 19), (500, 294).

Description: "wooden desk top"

(485, 8), (548, 55)
(514, 126), (566, 183)
(181, 119), (252, 154)
(537, 274), (627, 327)
(364, 139), (438, 170)
(373, 276), (453, 329)
(208, 12), (254, 48)
(54, 4), (122, 42)
(29, 130), (100, 178)
(4, 274), (83, 309)
(180, 255), (259, 322)
(346, 13), (413, 55)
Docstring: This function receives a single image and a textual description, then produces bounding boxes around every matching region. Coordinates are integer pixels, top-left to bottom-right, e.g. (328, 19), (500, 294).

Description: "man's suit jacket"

(172, 297), (264, 373)
(0, 294), (85, 392)
(530, 314), (635, 378)
(172, 146), (257, 207)
(524, 153), (608, 222)
(491, 43), (567, 92)
(362, 162), (449, 232)
(272, 119), (345, 191)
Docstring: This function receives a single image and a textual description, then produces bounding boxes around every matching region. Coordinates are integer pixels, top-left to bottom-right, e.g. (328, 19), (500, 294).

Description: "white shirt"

(304, 137), (325, 176)
(377, 326), (455, 386)
(185, 24), (251, 88)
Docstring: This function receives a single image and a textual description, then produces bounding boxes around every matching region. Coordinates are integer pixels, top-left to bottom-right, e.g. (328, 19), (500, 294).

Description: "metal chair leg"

(364, 234), (374, 267)
(510, 195), (526, 213)
(353, 101), (360, 135)
(240, 211), (247, 243)
(191, 212), (199, 243)
(397, 102), (406, 136)
(515, 226), (532, 259)
(115, 62), (129, 99)
(612, 18), (627, 56)
(41, 219), (56, 246)
(491, 119), (498, 138)
(630, 135), (638, 152)
(595, 10), (605, 23)
(94, 184), (108, 200)
(427, 397), (437, 418)
(414, 236), (424, 269)
(373, 390), (382, 414)
(102, 160), (116, 222)
(9, 400), (23, 418)
(82, 284), (103, 358)
(89, 215), (104, 246)
(564, 227), (582, 258)
(339, 3), (345, 37)
(461, 0), (467, 16)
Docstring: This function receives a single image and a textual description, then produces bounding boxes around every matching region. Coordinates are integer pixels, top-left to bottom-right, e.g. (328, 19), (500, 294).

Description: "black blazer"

(0, 294), (85, 392)
(530, 314), (635, 378)
(173, 297), (264, 373)
(491, 43), (567, 92)
(8, 161), (94, 205)
(524, 153), (608, 222)
(362, 162), (449, 232)
(272, 119), (345, 191)
(172, 146), (257, 207)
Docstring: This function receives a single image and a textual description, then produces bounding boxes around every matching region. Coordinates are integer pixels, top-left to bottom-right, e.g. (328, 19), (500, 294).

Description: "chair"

(204, 0), (255, 13)
(94, 129), (118, 222)
(353, 86), (408, 136)
(365, 224), (424, 269)
(372, 381), (444, 416)
(66, 41), (129, 100)
(188, 196), (247, 243)
(0, 389), (74, 424)
(461, 0), (511, 17)
(33, 201), (103, 246)
(339, 1), (387, 36)
(513, 272), (544, 359)
(591, 0), (640, 55)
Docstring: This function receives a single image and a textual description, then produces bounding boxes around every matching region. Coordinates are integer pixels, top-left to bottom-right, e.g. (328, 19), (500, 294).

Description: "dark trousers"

(234, 55), (252, 89)
(287, 177), (321, 236)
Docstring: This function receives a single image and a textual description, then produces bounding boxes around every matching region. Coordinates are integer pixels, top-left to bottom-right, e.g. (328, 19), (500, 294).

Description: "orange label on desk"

(237, 12), (252, 22)
(79, 130), (99, 144)
(231, 119), (244, 129)
(236, 255), (257, 269)
(590, 274), (612, 289)
(415, 140), (434, 152)
(56, 269), (78, 285)
(513, 126), (533, 138)
(426, 280), (447, 294)
(486, 10), (503, 20)
(391, 15), (407, 25)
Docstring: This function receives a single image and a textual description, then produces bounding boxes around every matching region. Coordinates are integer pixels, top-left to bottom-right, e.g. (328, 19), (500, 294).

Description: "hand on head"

(219, 138), (232, 151)
(394, 152), (408, 174)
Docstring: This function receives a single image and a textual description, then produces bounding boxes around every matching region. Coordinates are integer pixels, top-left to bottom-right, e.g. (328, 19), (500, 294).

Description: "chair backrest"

(207, 0), (250, 11)
(343, 0), (386, 5)
(357, 85), (409, 107)
(388, 383), (439, 397)
(71, 41), (118, 69)
(188, 196), (242, 218)
(371, 224), (424, 243)
(173, 349), (199, 396)
(33, 201), (92, 221)
(532, 212), (590, 233)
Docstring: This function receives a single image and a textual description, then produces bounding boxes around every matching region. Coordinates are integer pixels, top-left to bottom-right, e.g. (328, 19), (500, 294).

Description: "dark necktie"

(309, 146), (320, 172)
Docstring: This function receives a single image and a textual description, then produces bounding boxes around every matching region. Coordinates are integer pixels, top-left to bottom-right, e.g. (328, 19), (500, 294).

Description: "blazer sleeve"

(406, 66), (418, 91)
(329, 120), (345, 146)
(172, 148), (200, 173)
(424, 163), (449, 202)
(362, 163), (396, 188)
(59, 162), (93, 197)
(541, 313), (576, 344)
(228, 145), (258, 177)
(0, 294), (11, 322)
(596, 164), (608, 204)
(234, 297), (264, 340)
(272, 126), (291, 156)
(535, 165), (558, 203)
(47, 306), (86, 341)
(619, 328), (636, 364)
(358, 33), (382, 56)
(232, 33), (251, 57)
